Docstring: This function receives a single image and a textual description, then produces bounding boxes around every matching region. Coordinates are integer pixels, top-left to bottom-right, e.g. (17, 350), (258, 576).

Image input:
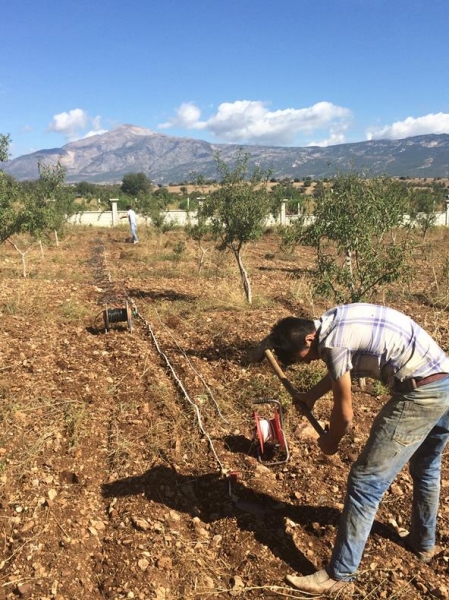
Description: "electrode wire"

(106, 307), (129, 323)
(135, 309), (227, 475)
(150, 305), (230, 424)
(92, 306), (129, 330)
(89, 242), (228, 476)
(90, 242), (128, 307)
(88, 242), (277, 514)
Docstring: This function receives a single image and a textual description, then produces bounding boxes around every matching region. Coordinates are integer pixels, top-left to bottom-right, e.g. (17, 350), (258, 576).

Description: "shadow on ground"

(101, 464), (400, 575)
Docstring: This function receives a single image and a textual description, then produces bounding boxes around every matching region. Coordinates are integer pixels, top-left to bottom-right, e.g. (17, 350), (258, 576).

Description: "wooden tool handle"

(264, 349), (325, 436)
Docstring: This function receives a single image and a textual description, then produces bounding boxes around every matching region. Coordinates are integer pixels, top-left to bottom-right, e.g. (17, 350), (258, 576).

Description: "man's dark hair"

(126, 205), (132, 210)
(269, 316), (316, 365)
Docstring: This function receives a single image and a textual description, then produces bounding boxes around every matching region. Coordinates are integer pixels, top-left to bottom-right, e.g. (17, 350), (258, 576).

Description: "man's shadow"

(101, 465), (398, 575)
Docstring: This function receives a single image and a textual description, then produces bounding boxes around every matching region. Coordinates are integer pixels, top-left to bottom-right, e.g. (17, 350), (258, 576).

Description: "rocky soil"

(0, 226), (448, 599)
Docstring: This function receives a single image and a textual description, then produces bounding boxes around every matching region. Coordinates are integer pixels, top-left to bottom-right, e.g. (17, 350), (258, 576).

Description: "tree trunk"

(345, 247), (356, 297)
(198, 244), (207, 273)
(345, 247), (353, 277)
(233, 247), (252, 304)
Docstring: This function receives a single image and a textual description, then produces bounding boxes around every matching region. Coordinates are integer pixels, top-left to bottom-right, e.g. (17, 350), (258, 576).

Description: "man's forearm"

(308, 374), (332, 403)
(328, 374), (353, 444)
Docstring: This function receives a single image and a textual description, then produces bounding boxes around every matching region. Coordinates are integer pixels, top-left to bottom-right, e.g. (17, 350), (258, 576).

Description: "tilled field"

(0, 226), (448, 599)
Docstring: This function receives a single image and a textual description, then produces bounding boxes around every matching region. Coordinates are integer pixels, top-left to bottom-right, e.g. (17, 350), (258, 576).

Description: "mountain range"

(3, 125), (449, 184)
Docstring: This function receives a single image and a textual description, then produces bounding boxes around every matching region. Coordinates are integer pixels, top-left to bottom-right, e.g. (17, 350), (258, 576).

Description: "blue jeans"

(328, 376), (449, 580)
(130, 223), (138, 242)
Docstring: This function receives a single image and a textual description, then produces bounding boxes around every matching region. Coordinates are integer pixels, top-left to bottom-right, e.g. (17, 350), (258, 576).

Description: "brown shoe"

(285, 569), (354, 596)
(402, 534), (435, 563)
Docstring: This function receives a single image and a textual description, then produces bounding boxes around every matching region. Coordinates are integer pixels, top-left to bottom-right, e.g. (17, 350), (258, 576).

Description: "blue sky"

(2, 0), (448, 159)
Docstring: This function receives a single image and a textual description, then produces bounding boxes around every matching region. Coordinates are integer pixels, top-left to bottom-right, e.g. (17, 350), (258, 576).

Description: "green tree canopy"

(0, 134), (11, 162)
(197, 149), (277, 303)
(121, 172), (152, 198)
(30, 160), (78, 235)
(0, 145), (77, 245)
(299, 170), (413, 302)
(271, 179), (307, 214)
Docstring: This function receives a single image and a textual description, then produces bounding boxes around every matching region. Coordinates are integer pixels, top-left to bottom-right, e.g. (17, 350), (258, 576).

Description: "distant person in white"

(121, 205), (138, 243)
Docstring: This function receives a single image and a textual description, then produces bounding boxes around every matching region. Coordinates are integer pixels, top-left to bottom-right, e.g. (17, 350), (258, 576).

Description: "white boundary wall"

(67, 209), (283, 227)
(67, 201), (449, 228)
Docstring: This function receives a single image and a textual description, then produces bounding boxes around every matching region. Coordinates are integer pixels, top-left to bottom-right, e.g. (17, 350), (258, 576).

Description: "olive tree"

(18, 159), (78, 242)
(121, 172), (152, 199)
(197, 149), (276, 304)
(0, 172), (21, 244)
(138, 189), (174, 234)
(184, 175), (211, 271)
(0, 134), (25, 244)
(0, 134), (10, 162)
(0, 141), (76, 246)
(300, 170), (413, 302)
(185, 211), (212, 273)
(408, 188), (438, 239)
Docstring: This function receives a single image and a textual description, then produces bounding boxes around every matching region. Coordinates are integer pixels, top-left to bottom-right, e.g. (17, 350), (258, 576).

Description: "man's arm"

(318, 371), (353, 455)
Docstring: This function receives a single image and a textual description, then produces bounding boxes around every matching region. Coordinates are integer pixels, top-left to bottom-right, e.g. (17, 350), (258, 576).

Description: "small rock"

(153, 521), (164, 533)
(390, 483), (403, 496)
(431, 585), (448, 599)
(295, 422), (320, 439)
(138, 558), (149, 571)
(21, 520), (35, 534)
(229, 575), (245, 596)
(16, 583), (32, 598)
(254, 463), (273, 476)
(131, 516), (151, 531)
(415, 581), (427, 594)
(48, 489), (58, 501)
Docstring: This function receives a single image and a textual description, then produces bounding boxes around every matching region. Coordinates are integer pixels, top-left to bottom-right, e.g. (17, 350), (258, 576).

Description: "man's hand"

(318, 431), (340, 455)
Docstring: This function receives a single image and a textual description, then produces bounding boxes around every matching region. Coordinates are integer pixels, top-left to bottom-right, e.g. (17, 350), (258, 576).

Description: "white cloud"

(159, 100), (352, 146)
(47, 109), (108, 142)
(48, 108), (88, 139)
(307, 123), (349, 147)
(83, 129), (109, 139)
(159, 102), (203, 129)
(366, 112), (449, 140)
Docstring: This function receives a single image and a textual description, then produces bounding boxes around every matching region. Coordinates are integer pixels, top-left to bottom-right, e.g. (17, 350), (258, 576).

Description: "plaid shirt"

(316, 303), (449, 386)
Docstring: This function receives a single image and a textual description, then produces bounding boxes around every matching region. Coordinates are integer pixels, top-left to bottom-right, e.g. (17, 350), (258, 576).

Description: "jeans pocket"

(393, 401), (445, 446)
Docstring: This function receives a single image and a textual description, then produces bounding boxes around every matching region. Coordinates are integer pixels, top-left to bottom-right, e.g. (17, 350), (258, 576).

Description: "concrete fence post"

(110, 199), (119, 226)
(280, 199), (287, 225)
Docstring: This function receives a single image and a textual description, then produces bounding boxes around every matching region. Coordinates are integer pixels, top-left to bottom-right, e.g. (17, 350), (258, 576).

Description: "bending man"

(265, 303), (449, 596)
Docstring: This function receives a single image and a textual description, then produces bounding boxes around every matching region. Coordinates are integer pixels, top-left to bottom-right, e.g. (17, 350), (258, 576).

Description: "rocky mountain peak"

(3, 126), (449, 184)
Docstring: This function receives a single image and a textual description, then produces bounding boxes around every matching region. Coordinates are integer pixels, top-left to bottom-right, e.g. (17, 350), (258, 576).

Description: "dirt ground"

(0, 225), (448, 599)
